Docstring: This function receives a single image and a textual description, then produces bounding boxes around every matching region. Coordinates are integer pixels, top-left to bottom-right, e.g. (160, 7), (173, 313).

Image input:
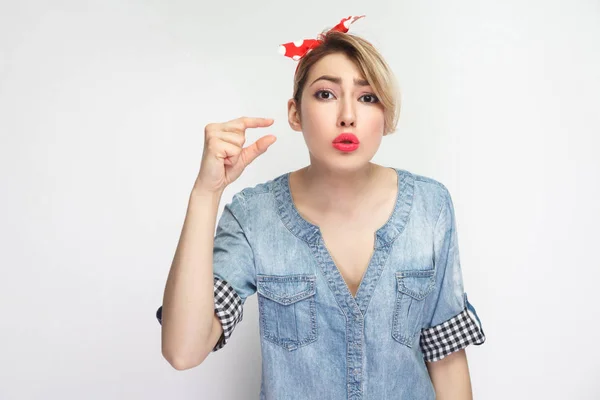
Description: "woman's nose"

(338, 100), (356, 128)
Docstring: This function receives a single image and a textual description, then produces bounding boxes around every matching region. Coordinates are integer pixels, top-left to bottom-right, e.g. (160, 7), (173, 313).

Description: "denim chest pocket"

(392, 269), (436, 347)
(256, 274), (318, 351)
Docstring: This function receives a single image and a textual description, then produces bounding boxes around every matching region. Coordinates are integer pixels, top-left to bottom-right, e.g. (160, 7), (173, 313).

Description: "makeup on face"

(298, 53), (385, 157)
(310, 76), (376, 154)
(332, 132), (360, 152)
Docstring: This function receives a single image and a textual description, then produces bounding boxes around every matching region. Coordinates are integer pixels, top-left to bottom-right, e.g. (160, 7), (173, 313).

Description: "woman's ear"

(287, 99), (302, 132)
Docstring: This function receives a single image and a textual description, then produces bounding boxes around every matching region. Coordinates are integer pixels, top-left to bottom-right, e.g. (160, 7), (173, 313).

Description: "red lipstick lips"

(332, 133), (360, 152)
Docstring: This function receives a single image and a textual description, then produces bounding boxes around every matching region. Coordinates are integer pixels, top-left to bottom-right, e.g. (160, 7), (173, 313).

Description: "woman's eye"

(360, 94), (379, 103)
(315, 90), (334, 100)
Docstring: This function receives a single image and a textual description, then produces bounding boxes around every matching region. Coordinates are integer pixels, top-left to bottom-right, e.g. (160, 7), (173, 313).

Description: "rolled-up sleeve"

(156, 191), (256, 353)
(420, 186), (486, 362)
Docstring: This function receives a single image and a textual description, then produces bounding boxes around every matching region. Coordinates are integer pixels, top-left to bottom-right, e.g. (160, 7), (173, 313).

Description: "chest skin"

(319, 226), (375, 298)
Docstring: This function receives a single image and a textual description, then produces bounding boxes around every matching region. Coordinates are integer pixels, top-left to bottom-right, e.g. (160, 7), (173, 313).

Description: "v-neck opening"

(272, 167), (415, 308)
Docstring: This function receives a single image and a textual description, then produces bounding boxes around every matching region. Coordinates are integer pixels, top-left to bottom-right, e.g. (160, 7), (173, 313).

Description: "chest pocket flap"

(396, 269), (435, 300)
(257, 274), (316, 305)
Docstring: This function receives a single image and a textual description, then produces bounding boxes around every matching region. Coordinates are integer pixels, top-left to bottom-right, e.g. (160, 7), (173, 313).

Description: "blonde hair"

(292, 30), (401, 135)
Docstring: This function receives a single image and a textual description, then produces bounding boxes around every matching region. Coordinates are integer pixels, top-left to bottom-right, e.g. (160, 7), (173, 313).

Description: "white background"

(1, 0), (599, 399)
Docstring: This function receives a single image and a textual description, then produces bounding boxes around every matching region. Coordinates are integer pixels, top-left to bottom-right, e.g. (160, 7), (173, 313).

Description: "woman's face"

(288, 52), (385, 170)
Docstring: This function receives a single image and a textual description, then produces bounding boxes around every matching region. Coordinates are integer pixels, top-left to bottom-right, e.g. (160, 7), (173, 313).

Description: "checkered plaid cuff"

(420, 304), (486, 362)
(155, 276), (244, 352)
(211, 276), (244, 352)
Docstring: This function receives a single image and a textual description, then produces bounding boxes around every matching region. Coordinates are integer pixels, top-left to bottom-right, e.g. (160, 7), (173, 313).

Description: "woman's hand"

(194, 116), (276, 193)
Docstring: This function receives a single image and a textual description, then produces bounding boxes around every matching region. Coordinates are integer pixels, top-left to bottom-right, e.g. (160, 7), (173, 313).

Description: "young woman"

(156, 16), (486, 400)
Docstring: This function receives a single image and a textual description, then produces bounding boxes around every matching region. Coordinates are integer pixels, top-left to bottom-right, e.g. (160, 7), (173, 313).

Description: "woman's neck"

(291, 162), (387, 215)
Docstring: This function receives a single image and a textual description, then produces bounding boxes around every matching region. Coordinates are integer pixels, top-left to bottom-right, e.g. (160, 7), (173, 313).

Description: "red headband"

(278, 15), (366, 63)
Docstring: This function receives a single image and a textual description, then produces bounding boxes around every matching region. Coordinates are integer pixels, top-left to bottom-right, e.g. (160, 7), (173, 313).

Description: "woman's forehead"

(307, 54), (367, 86)
(310, 54), (362, 76)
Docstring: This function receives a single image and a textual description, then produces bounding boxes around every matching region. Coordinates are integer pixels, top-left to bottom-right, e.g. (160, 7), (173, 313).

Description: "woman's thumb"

(243, 135), (277, 165)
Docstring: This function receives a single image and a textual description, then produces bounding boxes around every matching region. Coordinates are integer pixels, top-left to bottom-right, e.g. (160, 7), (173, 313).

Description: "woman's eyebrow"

(309, 75), (370, 87)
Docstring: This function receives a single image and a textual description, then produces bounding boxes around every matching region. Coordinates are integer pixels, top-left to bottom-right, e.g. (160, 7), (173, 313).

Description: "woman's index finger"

(225, 117), (274, 132)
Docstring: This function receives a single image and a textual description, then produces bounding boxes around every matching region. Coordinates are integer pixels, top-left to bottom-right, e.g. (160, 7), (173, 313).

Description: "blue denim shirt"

(157, 167), (486, 399)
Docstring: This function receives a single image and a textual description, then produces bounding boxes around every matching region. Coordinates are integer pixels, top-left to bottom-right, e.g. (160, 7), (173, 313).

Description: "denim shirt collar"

(272, 167), (415, 248)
